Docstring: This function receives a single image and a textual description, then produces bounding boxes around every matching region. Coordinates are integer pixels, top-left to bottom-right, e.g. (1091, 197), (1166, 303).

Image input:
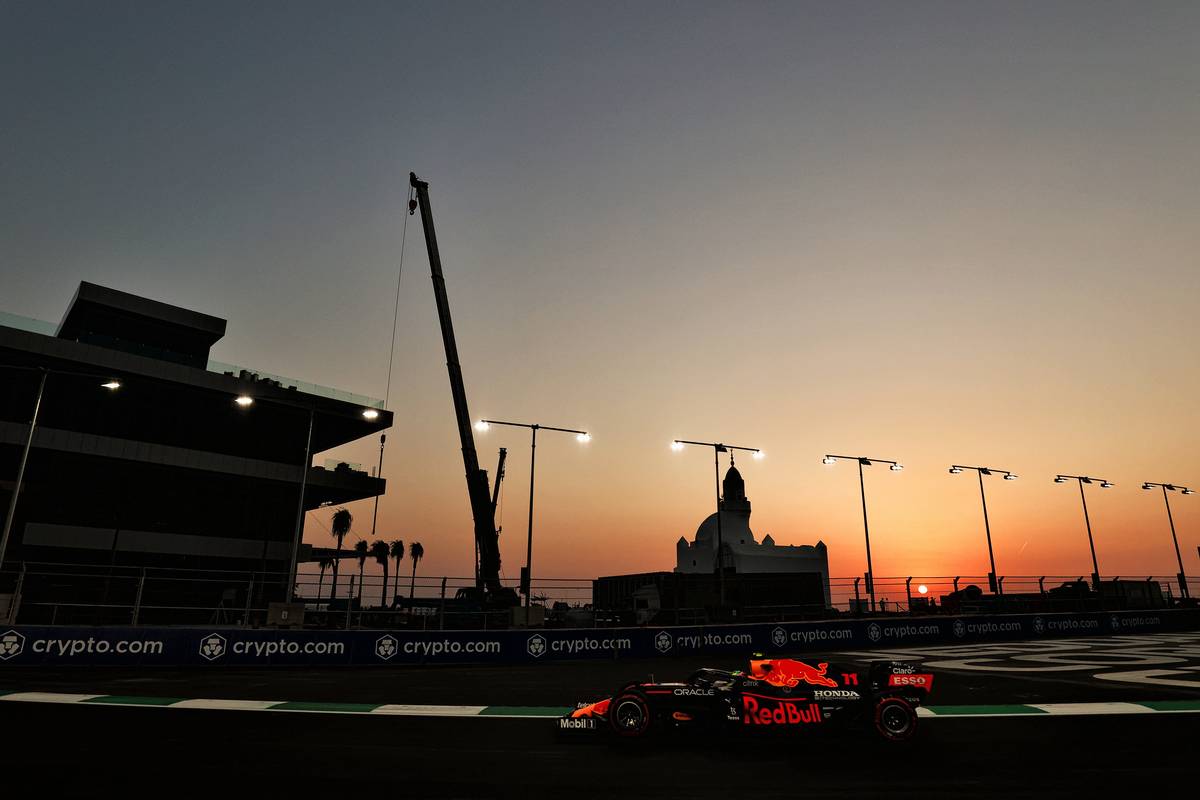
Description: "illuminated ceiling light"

(822, 456), (837, 465)
(362, 408), (380, 420)
(101, 380), (121, 390)
(235, 395), (254, 407)
(576, 432), (591, 444)
(671, 441), (685, 452)
(949, 466), (963, 474)
(889, 463), (903, 472)
(474, 420), (490, 433)
(752, 450), (765, 460)
(917, 584), (928, 595)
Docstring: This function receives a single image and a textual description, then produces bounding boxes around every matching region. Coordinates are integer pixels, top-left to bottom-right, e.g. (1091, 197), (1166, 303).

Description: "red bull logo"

(742, 694), (822, 726)
(749, 658), (839, 688)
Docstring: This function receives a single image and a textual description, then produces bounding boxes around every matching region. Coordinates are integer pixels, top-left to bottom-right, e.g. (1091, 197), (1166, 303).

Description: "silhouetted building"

(0, 282), (391, 623)
(676, 464), (831, 606)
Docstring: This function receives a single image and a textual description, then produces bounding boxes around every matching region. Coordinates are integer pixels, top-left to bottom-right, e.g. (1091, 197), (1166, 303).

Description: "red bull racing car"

(559, 655), (932, 742)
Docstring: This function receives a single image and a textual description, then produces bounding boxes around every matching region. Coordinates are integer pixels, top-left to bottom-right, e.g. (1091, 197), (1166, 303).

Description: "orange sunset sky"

(5, 4), (1198, 585)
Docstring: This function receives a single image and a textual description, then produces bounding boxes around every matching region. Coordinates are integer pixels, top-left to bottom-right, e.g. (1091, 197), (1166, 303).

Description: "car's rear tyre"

(609, 692), (652, 738)
(874, 697), (917, 742)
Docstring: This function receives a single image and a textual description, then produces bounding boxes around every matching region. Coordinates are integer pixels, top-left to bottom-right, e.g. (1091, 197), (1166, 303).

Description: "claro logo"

(741, 695), (822, 726)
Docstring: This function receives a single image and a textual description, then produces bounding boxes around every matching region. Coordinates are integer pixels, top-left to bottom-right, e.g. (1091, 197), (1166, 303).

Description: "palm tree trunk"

(382, 564), (389, 608)
(330, 536), (343, 605)
(317, 572), (325, 606)
(410, 561), (418, 600)
(394, 557), (401, 606)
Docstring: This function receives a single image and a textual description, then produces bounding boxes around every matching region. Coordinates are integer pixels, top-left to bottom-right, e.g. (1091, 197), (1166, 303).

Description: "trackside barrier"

(0, 609), (1197, 667)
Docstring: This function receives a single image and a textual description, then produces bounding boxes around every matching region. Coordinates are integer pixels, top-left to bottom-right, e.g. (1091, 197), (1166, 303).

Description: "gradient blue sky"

(3, 2), (1198, 584)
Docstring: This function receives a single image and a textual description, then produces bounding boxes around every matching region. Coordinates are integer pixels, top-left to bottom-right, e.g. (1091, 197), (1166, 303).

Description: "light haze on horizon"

(3, 1), (1198, 585)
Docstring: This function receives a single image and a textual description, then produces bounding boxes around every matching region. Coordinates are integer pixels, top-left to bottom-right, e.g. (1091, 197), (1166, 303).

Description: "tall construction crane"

(409, 172), (518, 607)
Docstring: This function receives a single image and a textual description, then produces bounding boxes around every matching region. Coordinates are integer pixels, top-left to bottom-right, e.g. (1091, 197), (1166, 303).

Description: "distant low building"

(676, 464), (831, 607)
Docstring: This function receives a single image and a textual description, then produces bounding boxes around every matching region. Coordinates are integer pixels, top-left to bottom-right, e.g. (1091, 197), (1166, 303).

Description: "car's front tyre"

(609, 691), (652, 738)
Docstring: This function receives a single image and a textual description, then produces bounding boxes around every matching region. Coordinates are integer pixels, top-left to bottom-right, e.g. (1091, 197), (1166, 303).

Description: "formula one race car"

(558, 655), (932, 742)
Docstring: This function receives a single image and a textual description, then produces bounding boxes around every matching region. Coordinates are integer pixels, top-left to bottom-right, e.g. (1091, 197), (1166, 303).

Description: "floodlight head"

(1142, 483), (1153, 490)
(1100, 481), (1113, 489)
(1054, 476), (1068, 484)
(576, 432), (591, 444)
(362, 409), (380, 420)
(1080, 477), (1092, 484)
(101, 380), (121, 390)
(949, 466), (963, 474)
(234, 395), (254, 407)
(890, 463), (903, 471)
(979, 468), (992, 476)
(858, 458), (872, 466)
(822, 456), (837, 465)
(671, 441), (685, 452)
(1183, 488), (1194, 495)
(474, 420), (490, 433)
(1166, 484), (1177, 492)
(752, 450), (764, 460)
(1004, 473), (1018, 481)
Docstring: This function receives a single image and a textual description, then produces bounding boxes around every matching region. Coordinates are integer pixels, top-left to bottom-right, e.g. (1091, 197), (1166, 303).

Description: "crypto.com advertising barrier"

(0, 609), (1195, 667)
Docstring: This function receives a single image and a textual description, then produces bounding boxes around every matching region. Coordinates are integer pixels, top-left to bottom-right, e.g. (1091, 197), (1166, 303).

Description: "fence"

(1, 561), (1196, 629)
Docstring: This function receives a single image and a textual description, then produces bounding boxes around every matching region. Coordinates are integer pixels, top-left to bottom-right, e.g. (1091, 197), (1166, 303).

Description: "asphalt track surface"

(2, 633), (1196, 797)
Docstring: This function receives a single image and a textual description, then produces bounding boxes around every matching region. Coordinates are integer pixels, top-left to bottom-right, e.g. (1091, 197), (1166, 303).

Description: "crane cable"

(384, 184), (415, 408)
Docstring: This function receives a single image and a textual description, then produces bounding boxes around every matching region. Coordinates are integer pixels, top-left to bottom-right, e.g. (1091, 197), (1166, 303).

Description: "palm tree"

(389, 540), (405, 607)
(354, 540), (369, 605)
(408, 541), (424, 600)
(329, 508), (353, 604)
(316, 557), (333, 606)
(370, 540), (390, 608)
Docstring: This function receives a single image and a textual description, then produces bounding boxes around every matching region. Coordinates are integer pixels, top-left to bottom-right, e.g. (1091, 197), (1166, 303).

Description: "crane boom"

(409, 172), (512, 603)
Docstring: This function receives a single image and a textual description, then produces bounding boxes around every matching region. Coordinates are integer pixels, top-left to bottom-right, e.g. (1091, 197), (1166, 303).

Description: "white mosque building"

(676, 463), (831, 606)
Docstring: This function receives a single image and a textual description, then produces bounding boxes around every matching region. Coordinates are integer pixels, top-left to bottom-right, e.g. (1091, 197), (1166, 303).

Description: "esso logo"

(888, 674), (933, 689)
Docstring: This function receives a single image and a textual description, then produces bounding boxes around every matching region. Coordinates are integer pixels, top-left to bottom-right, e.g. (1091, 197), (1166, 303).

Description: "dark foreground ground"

(1, 633), (1196, 797)
(0, 704), (1192, 798)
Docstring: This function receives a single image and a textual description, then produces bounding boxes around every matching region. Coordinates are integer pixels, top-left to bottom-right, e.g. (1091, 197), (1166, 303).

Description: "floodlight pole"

(675, 440), (762, 609)
(950, 465), (1016, 594)
(857, 457), (875, 613)
(0, 369), (47, 575)
(286, 406), (315, 602)
(825, 454), (902, 614)
(1, 364), (123, 576)
(1055, 475), (1109, 591)
(478, 419), (589, 610)
(1144, 481), (1191, 599)
(977, 470), (997, 594)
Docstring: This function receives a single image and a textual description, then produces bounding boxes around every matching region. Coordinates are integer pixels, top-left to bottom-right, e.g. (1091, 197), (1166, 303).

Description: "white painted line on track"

(170, 699), (284, 710)
(1030, 702), (1153, 715)
(371, 704), (487, 715)
(0, 692), (102, 704)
